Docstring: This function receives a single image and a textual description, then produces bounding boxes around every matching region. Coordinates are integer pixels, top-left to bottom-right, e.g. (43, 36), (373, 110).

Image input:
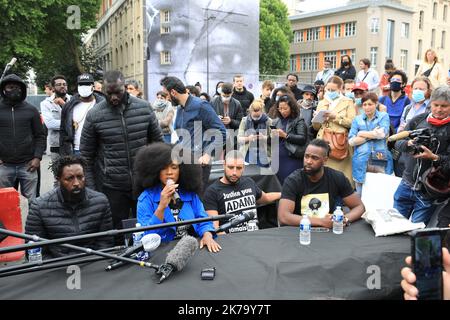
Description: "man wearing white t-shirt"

(356, 58), (380, 92)
(60, 74), (105, 155)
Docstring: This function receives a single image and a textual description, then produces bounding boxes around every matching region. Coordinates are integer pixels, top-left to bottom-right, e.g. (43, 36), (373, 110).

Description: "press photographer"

(393, 85), (450, 225)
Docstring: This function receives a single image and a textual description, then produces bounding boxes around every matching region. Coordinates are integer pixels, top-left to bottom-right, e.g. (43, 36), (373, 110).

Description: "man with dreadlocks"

(25, 155), (114, 258)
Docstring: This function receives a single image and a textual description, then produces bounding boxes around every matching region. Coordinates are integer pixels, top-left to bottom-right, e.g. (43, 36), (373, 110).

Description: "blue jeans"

(393, 180), (436, 224)
(0, 162), (38, 200)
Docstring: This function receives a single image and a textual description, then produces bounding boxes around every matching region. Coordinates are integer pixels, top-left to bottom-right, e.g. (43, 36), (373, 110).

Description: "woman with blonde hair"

(312, 76), (356, 187)
(238, 99), (272, 167)
(415, 49), (447, 89)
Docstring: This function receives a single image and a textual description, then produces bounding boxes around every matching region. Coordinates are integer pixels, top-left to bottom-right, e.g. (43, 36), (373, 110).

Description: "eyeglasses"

(54, 83), (67, 87)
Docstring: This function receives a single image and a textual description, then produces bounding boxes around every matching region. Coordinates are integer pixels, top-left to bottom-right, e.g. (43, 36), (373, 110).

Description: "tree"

(259, 0), (293, 76)
(0, 0), (100, 91)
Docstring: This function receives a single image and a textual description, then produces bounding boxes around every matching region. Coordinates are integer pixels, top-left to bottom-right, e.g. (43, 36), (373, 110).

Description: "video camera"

(407, 128), (439, 155)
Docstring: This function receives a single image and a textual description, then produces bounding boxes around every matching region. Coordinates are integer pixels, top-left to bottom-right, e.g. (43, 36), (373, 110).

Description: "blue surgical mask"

(355, 98), (362, 106)
(326, 91), (340, 101)
(412, 89), (425, 102)
(345, 92), (355, 100)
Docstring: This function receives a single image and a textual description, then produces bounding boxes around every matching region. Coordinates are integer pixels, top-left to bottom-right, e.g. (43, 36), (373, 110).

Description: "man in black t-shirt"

(203, 151), (281, 233)
(278, 139), (365, 228)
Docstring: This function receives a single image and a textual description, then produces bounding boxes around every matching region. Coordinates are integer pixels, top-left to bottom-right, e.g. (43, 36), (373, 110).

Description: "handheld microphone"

(156, 235), (198, 283)
(387, 130), (411, 142)
(166, 178), (181, 202)
(214, 211), (256, 233)
(105, 234), (161, 271)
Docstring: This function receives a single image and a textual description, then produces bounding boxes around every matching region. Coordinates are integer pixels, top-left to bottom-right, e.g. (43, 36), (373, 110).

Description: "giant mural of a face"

(145, 0), (259, 97)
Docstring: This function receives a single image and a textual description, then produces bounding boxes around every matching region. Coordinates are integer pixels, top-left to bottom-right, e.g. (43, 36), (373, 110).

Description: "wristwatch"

(344, 216), (351, 226)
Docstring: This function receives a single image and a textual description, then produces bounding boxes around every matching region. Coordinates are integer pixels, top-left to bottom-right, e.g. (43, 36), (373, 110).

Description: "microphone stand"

(0, 214), (234, 255)
(0, 245), (125, 275)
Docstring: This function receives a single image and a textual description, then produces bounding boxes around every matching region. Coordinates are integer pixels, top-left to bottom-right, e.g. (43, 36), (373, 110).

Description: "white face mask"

(78, 85), (93, 98)
(217, 87), (223, 95)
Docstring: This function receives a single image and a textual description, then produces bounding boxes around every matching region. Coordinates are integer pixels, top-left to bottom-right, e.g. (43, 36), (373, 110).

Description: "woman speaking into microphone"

(134, 143), (221, 252)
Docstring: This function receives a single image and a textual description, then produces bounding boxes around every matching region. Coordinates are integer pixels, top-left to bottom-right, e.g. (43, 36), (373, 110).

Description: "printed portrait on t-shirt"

(300, 193), (330, 218)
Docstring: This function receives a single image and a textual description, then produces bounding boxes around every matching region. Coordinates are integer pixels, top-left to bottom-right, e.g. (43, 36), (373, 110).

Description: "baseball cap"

(77, 73), (94, 85)
(352, 82), (369, 92)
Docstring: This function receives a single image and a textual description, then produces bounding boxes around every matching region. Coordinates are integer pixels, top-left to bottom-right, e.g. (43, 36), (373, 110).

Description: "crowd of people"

(0, 50), (449, 299)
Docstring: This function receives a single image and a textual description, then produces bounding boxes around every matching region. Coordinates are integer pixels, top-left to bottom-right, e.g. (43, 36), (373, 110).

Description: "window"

(444, 5), (448, 22)
(307, 28), (313, 41)
(314, 27), (320, 40)
(334, 24), (341, 38)
(160, 10), (170, 34)
(161, 10), (170, 23)
(370, 47), (378, 68)
(294, 30), (302, 43)
(160, 51), (171, 65)
(433, 2), (438, 19)
(400, 50), (408, 71)
(325, 25), (331, 39)
(324, 51), (337, 69)
(386, 20), (395, 59)
(350, 49), (356, 63)
(300, 53), (319, 71)
(370, 18), (379, 33)
(419, 11), (424, 30)
(442, 31), (446, 49)
(417, 39), (422, 60)
(344, 22), (356, 37)
(290, 55), (297, 72)
(401, 23), (409, 38)
(431, 29), (436, 47)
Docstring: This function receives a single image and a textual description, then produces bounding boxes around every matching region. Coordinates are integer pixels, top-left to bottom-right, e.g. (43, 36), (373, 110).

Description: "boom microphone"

(156, 235), (199, 283)
(387, 130), (411, 142)
(214, 211), (256, 233)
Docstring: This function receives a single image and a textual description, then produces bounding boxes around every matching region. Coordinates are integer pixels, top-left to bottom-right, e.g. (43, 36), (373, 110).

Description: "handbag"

(422, 61), (436, 77)
(322, 128), (349, 160)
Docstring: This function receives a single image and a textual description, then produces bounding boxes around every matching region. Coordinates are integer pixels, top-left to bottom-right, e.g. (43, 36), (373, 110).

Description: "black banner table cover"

(0, 221), (409, 300)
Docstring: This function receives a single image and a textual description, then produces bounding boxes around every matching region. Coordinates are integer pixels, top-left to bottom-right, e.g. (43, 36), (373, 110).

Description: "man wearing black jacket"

(26, 155), (114, 258)
(0, 74), (46, 200)
(59, 73), (105, 156)
(211, 82), (243, 130)
(232, 75), (254, 113)
(80, 70), (163, 231)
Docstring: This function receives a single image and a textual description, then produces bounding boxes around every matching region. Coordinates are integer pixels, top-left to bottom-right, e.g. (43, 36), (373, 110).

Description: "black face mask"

(390, 82), (402, 92)
(342, 61), (349, 67)
(61, 186), (85, 204)
(4, 88), (22, 102)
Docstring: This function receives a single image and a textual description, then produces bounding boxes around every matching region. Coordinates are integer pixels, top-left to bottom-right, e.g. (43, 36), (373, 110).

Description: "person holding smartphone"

(401, 245), (450, 300)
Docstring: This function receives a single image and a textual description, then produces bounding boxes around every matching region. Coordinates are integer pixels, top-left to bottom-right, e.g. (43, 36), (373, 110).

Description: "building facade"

(289, 0), (417, 83)
(86, 0), (259, 99)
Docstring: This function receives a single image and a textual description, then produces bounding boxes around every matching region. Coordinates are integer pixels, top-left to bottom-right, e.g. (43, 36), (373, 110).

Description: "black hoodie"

(232, 86), (255, 113)
(0, 74), (46, 163)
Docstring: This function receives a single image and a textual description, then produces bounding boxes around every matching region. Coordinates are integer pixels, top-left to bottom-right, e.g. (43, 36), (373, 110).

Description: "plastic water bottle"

(132, 223), (149, 261)
(299, 215), (311, 245)
(27, 241), (42, 263)
(333, 206), (344, 235)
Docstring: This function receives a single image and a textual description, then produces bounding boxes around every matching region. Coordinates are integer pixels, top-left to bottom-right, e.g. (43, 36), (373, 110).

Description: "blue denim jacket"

(349, 111), (393, 183)
(137, 185), (216, 242)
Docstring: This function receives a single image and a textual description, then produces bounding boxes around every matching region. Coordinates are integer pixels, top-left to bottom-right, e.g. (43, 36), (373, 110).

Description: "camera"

(407, 128), (439, 155)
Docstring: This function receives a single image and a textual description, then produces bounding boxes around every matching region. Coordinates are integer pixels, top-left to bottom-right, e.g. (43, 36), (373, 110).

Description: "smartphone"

(269, 125), (276, 129)
(410, 228), (445, 300)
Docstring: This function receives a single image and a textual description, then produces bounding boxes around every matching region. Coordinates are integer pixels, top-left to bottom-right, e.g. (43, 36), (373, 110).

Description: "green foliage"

(259, 0), (293, 75)
(0, 0), (101, 91)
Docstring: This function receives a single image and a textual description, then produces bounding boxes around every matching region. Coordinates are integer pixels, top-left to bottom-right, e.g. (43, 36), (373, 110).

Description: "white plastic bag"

(362, 208), (425, 237)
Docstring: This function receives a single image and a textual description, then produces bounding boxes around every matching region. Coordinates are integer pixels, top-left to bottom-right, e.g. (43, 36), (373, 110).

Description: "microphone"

(214, 211), (256, 234)
(166, 178), (181, 202)
(387, 130), (411, 142)
(156, 235), (198, 283)
(6, 58), (17, 68)
(105, 234), (161, 271)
